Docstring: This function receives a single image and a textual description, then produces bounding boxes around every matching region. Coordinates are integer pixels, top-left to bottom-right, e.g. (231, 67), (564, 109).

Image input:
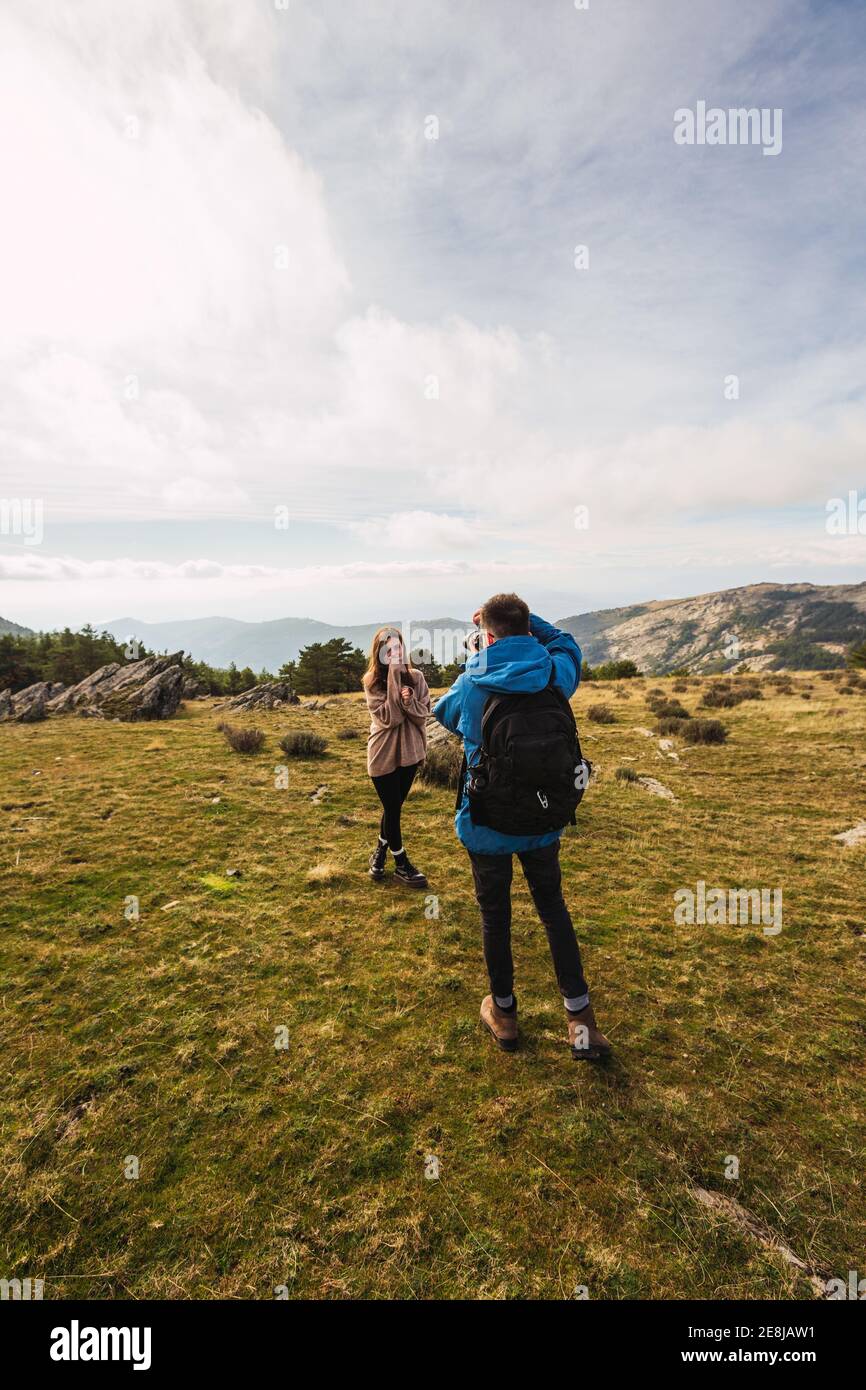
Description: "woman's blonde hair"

(362, 627), (414, 691)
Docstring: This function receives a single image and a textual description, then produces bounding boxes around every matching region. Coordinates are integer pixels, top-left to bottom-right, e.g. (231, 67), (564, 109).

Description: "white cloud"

(347, 510), (485, 551)
(0, 0), (348, 517)
(0, 553), (559, 585)
(0, 0), (863, 628)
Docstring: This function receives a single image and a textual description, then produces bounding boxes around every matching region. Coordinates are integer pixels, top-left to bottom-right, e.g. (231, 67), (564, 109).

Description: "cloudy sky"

(1, 0), (864, 630)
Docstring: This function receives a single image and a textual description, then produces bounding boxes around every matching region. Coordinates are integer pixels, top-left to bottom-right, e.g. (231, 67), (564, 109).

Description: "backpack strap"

(456, 690), (505, 811)
(457, 688), (505, 809)
(479, 691), (509, 745)
(454, 751), (467, 811)
(546, 661), (577, 720)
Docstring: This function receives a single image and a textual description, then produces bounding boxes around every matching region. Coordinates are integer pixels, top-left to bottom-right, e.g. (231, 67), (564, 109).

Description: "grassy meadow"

(1, 672), (864, 1300)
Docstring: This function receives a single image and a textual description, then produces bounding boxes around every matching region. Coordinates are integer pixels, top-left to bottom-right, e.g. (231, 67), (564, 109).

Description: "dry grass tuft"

(306, 860), (348, 886)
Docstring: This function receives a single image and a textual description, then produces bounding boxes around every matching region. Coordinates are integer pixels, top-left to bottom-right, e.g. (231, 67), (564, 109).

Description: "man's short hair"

(480, 593), (530, 639)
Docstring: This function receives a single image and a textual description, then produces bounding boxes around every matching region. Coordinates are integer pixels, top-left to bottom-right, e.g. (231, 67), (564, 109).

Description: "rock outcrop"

(0, 681), (65, 723)
(0, 654), (185, 723)
(217, 680), (299, 712)
(55, 653), (186, 720)
(833, 821), (866, 848)
(417, 716), (463, 789)
(637, 776), (677, 801)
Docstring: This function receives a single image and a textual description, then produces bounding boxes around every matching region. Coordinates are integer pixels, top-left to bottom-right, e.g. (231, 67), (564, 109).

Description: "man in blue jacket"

(434, 593), (610, 1061)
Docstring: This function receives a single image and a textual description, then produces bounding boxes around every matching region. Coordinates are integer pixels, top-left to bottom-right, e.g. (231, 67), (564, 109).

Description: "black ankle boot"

(394, 853), (427, 889)
(369, 839), (388, 881)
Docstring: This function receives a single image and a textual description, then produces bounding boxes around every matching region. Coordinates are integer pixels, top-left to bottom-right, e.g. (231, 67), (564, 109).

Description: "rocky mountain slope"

(0, 615), (34, 637)
(558, 581), (866, 674)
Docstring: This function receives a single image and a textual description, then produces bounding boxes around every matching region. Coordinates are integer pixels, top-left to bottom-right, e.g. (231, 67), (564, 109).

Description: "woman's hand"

(400, 685), (412, 706)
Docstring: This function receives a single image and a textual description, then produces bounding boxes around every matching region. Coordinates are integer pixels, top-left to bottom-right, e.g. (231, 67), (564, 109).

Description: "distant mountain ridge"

(102, 582), (866, 673)
(5, 581), (865, 672)
(557, 581), (866, 673)
(98, 615), (474, 671)
(0, 615), (34, 638)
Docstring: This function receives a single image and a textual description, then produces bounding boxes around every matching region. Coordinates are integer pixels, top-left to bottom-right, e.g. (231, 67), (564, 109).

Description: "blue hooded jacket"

(433, 613), (583, 854)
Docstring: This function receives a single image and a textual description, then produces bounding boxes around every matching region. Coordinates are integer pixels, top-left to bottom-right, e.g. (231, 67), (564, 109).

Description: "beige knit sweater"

(364, 664), (431, 776)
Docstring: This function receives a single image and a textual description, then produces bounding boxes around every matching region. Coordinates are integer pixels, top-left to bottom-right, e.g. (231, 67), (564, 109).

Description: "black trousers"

(468, 840), (588, 1001)
(371, 763), (419, 851)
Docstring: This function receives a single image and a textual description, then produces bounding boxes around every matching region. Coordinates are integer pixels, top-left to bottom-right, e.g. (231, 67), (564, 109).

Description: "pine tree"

(295, 639), (365, 694)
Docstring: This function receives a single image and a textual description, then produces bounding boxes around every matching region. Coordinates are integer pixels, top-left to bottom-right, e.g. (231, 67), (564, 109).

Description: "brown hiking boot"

(566, 1003), (612, 1061)
(480, 994), (518, 1053)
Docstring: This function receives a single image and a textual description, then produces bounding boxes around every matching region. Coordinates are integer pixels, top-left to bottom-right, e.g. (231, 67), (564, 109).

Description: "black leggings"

(468, 841), (588, 1001)
(371, 763), (419, 851)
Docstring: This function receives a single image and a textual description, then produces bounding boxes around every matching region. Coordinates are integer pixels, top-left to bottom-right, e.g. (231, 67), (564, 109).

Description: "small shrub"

(337, 727), (359, 740)
(672, 680), (688, 692)
(587, 704), (615, 724)
(615, 766), (639, 783)
(280, 731), (327, 758)
(418, 738), (463, 789)
(585, 659), (641, 681)
(701, 688), (742, 709)
(650, 698), (691, 719)
(221, 724), (265, 754)
(681, 718), (727, 745)
(657, 716), (687, 736)
(704, 678), (764, 706)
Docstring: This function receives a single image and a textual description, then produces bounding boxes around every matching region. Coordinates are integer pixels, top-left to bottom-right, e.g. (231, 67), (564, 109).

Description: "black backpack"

(456, 672), (591, 836)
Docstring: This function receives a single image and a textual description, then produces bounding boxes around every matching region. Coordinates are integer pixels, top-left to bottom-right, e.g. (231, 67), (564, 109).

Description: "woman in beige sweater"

(362, 627), (431, 887)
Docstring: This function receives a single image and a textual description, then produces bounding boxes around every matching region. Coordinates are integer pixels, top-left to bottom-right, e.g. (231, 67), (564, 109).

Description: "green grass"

(1, 678), (864, 1300)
